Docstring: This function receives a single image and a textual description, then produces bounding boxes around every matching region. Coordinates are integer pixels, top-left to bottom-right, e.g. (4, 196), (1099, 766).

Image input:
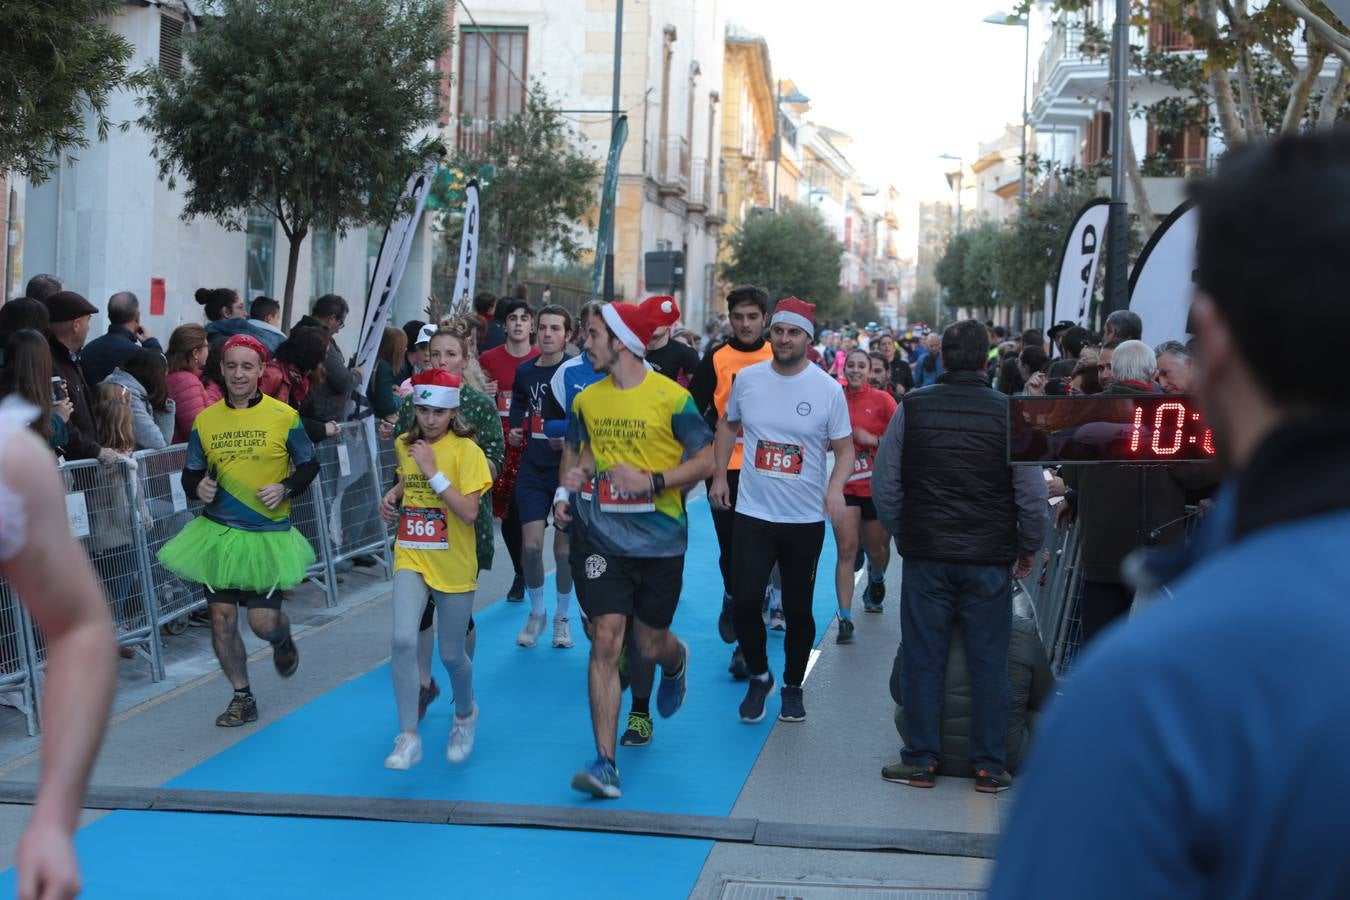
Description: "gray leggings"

(392, 570), (474, 731)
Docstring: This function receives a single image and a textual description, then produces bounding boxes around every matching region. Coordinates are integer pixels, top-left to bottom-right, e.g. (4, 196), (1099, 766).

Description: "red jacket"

(259, 360), (310, 409)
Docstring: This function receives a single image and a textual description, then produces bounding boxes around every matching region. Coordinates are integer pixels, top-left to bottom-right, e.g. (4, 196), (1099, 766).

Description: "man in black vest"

(871, 319), (1046, 793)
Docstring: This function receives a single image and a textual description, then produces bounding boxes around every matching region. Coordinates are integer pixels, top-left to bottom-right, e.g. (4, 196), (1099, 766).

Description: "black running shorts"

(844, 493), (877, 521)
(571, 529), (683, 629)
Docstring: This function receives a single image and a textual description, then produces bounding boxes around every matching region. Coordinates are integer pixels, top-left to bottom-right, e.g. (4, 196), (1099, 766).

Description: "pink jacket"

(167, 370), (218, 443)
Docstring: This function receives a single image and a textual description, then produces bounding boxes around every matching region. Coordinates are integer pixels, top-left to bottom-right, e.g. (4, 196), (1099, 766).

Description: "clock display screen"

(1008, 395), (1217, 465)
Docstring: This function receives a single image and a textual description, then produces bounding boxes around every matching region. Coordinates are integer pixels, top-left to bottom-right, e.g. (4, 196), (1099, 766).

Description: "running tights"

(730, 513), (825, 687)
(502, 499), (524, 578)
(392, 570), (474, 731)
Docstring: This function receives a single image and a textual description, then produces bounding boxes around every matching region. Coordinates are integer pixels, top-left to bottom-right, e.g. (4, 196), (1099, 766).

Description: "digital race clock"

(1008, 394), (1217, 465)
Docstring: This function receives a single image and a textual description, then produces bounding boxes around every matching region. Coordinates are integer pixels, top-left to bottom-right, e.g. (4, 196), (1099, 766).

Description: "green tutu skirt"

(158, 516), (316, 593)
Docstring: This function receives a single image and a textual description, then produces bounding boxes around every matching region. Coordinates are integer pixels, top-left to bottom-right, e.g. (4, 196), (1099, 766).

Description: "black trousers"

(731, 513), (824, 687)
(707, 469), (740, 596)
(1079, 580), (1134, 647)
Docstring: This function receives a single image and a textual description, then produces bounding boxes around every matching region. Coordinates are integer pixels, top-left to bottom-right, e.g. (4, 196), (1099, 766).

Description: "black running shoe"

(863, 580), (885, 613)
(738, 674), (775, 723)
(272, 636), (299, 678)
(215, 693), (258, 727)
(619, 712), (653, 747)
(507, 574), (525, 602)
(418, 677), (440, 722)
(728, 646), (749, 681)
(836, 617), (855, 644)
(778, 685), (806, 722)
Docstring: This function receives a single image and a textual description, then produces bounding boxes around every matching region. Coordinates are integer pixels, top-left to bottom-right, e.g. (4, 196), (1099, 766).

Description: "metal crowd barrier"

(1017, 506), (1085, 677)
(0, 420), (399, 736)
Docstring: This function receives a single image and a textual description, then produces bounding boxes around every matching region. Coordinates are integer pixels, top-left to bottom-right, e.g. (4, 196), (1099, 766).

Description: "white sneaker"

(446, 704), (479, 764)
(517, 612), (547, 648)
(768, 606), (786, 632)
(552, 617), (574, 649)
(384, 732), (422, 770)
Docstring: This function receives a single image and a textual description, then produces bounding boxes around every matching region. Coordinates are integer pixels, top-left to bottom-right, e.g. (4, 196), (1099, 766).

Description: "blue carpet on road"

(1, 498), (850, 897)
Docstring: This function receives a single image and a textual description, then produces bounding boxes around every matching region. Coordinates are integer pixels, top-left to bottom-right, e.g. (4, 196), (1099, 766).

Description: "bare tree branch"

(1198, 0), (1248, 142)
(1281, 0), (1350, 63)
(1282, 48), (1329, 131)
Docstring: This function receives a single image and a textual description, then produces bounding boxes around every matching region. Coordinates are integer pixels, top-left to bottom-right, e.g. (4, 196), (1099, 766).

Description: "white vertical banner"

(1042, 281), (1054, 354)
(355, 160), (438, 396)
(1053, 198), (1111, 328)
(1128, 200), (1198, 347)
(449, 181), (481, 316)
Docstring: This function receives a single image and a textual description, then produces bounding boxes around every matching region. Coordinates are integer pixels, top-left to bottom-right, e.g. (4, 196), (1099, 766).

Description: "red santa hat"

(641, 295), (681, 329)
(600, 302), (655, 358)
(409, 369), (461, 409)
(770, 296), (816, 338)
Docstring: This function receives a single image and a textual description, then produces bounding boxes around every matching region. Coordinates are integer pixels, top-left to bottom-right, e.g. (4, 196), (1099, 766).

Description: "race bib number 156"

(753, 441), (803, 479)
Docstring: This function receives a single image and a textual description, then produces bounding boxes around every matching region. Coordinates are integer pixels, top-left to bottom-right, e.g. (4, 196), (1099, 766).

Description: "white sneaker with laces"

(552, 616), (574, 649)
(446, 704), (479, 764)
(384, 732), (422, 770)
(517, 612), (547, 648)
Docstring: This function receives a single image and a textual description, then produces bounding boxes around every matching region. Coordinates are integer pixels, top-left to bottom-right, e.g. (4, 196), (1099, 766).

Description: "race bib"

(594, 473), (655, 513)
(753, 441), (803, 479)
(397, 506), (449, 550)
(527, 409), (545, 440)
(849, 450), (874, 483)
(496, 392), (511, 417)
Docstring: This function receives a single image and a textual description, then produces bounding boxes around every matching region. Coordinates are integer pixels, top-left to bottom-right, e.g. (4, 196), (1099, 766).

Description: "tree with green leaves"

(721, 203), (844, 317)
(137, 0), (450, 327)
(907, 285), (940, 328)
(437, 86), (601, 296)
(0, 0), (134, 184)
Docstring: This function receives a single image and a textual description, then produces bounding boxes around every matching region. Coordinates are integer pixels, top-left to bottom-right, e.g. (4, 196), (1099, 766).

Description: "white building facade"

(9, 2), (432, 336)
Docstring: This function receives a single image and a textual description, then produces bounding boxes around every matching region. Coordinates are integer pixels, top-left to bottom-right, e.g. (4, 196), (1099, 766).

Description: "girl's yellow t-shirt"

(394, 432), (493, 594)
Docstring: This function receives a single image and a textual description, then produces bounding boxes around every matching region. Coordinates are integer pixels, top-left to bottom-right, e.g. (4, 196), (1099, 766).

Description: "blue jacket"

(989, 417), (1350, 900)
(912, 347), (944, 388)
(205, 317), (284, 354)
(81, 325), (163, 387)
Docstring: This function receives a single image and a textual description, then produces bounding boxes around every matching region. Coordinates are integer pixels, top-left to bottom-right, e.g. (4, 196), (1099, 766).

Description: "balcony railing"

(1140, 155), (1210, 178)
(658, 135), (690, 194)
(1033, 21), (1097, 101)
(688, 158), (711, 211)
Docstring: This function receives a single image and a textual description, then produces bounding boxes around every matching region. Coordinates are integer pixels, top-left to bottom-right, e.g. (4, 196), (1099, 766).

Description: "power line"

(455, 0), (532, 98)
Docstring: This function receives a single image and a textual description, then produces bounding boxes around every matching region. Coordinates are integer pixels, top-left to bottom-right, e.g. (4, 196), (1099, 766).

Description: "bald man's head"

(107, 291), (140, 326)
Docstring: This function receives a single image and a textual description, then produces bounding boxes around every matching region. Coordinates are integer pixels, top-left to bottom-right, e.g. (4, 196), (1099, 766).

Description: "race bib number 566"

(397, 506), (448, 550)
(753, 440), (803, 479)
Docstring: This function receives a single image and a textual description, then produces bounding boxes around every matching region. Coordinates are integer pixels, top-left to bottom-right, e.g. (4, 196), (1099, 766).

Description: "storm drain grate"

(720, 882), (982, 900)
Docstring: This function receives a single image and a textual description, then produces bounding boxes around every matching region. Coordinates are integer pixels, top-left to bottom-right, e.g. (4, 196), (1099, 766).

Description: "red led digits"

(1150, 402), (1186, 456)
(1202, 428), (1215, 456)
(1130, 406), (1145, 453)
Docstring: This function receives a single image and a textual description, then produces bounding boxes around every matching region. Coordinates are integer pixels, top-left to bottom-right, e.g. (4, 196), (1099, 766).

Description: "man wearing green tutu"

(159, 333), (320, 726)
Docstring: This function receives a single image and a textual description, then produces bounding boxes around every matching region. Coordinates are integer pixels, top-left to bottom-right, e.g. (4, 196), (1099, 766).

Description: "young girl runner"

(833, 348), (898, 638)
(379, 370), (493, 769)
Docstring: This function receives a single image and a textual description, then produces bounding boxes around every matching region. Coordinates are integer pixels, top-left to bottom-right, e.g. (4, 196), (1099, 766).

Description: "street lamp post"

(1105, 0), (1131, 317)
(772, 81), (810, 212)
(983, 11), (1030, 203)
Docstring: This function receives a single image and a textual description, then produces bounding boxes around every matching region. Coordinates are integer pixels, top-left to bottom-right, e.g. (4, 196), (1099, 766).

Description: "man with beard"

(709, 297), (853, 725)
(559, 301), (714, 799)
(988, 128), (1350, 900)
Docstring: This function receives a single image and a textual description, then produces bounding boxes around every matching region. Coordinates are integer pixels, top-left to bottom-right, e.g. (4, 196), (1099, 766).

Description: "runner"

(478, 299), (539, 602)
(508, 305), (574, 649)
(687, 285), (773, 680)
(158, 334), (319, 727)
(619, 295), (687, 747)
(709, 298), (853, 724)
(835, 349), (897, 635)
(383, 324), (504, 722)
(643, 295), (700, 386)
(379, 370), (494, 769)
(559, 300), (714, 799)
(0, 403), (116, 900)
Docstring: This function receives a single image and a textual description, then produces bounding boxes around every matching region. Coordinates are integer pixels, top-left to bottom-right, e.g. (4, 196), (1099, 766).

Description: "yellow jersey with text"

(394, 432), (493, 593)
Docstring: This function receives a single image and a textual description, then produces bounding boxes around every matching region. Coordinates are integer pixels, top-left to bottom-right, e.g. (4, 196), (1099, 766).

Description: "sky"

(723, 0), (1030, 256)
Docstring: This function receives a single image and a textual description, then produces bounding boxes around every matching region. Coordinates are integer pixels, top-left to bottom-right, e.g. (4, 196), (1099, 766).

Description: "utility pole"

(603, 0), (623, 303)
(1105, 0), (1130, 317)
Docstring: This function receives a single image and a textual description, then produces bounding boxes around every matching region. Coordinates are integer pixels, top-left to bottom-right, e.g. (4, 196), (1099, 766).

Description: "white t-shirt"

(725, 360), (852, 524)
